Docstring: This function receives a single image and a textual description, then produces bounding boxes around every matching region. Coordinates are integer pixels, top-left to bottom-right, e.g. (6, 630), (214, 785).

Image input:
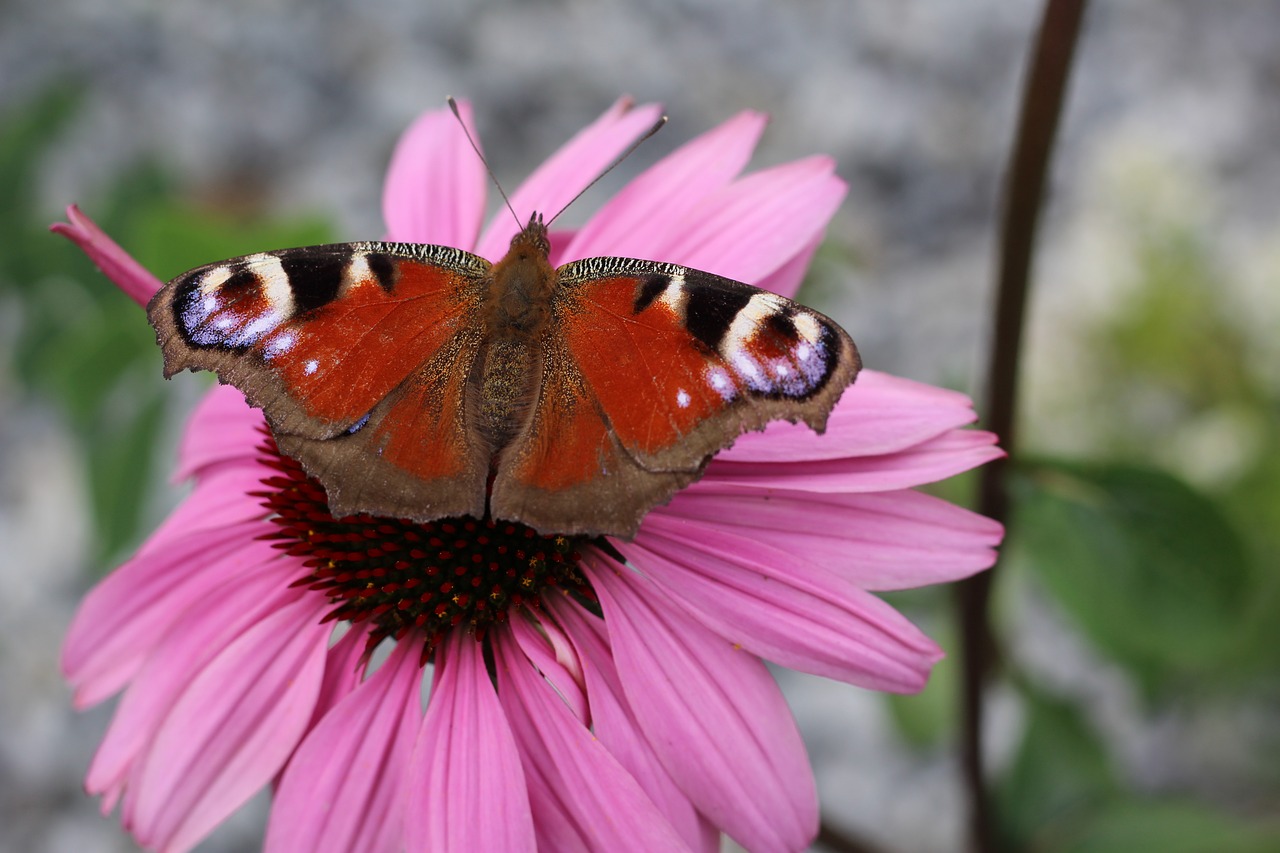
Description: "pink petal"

(717, 369), (981, 463)
(585, 557), (817, 852)
(62, 523), (282, 707)
(619, 522), (941, 691)
(265, 639), (424, 853)
(50, 205), (163, 307)
(705, 428), (1004, 493)
(474, 98), (665, 261)
(299, 626), (368, 736)
(657, 486), (1002, 590)
(755, 235), (819, 299)
(173, 386), (266, 482)
(404, 634), (535, 853)
(510, 613), (588, 723)
(545, 227), (578, 268)
(493, 627), (692, 851)
(137, 464), (269, 559)
(648, 156), (846, 285)
(383, 99), (488, 248)
(548, 597), (720, 853)
(125, 594), (330, 853)
(563, 110), (768, 263)
(86, 577), (304, 797)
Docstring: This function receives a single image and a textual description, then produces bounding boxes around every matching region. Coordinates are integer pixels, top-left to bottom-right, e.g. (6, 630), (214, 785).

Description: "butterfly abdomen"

(472, 337), (541, 456)
(469, 216), (559, 459)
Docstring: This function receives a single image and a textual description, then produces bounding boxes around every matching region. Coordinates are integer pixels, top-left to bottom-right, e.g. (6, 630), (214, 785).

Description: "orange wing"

(148, 242), (493, 520)
(491, 257), (860, 538)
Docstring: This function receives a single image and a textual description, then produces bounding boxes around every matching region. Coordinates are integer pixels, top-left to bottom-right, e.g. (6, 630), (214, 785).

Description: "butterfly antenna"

(545, 112), (668, 228)
(447, 96), (522, 230)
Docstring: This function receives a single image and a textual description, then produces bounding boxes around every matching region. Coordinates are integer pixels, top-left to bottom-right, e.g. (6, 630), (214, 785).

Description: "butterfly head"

(509, 212), (551, 262)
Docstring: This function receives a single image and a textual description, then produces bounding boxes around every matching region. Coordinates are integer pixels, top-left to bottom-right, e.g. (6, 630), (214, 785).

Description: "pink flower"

(55, 98), (1003, 853)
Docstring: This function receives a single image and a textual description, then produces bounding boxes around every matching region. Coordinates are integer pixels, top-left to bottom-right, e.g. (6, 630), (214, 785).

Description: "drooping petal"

(474, 98), (665, 261)
(548, 596), (720, 853)
(584, 557), (817, 853)
(493, 627), (692, 851)
(86, 577), (304, 798)
(172, 386), (267, 482)
(382, 99), (488, 249)
(619, 522), (941, 691)
(404, 634), (535, 853)
(704, 428), (1003, 493)
(657, 486), (1002, 590)
(124, 594), (331, 853)
(50, 205), (163, 307)
(265, 640), (424, 853)
(61, 523), (283, 707)
(716, 369), (982, 463)
(648, 156), (846, 285)
(563, 110), (768, 264)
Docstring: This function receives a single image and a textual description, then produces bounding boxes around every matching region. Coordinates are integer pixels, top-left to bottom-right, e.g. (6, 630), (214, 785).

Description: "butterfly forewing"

(148, 242), (495, 519)
(490, 257), (860, 537)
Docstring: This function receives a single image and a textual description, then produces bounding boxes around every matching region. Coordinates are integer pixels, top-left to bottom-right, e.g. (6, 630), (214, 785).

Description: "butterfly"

(148, 212), (861, 539)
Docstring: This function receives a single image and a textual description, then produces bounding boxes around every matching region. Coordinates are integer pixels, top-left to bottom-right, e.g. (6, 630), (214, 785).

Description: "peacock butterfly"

(149, 181), (861, 540)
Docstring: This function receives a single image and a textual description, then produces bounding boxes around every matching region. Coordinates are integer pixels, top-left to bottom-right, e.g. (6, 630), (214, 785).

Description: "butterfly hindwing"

(490, 257), (860, 536)
(148, 242), (495, 519)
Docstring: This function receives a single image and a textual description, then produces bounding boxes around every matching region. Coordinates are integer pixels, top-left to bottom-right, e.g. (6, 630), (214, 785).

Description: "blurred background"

(2, 1), (1278, 851)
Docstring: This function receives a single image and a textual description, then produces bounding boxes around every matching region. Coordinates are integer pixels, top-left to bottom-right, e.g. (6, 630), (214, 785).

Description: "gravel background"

(3, 1), (1279, 851)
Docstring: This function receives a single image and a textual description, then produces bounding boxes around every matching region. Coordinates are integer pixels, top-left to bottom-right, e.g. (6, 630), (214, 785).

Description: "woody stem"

(957, 1), (1088, 851)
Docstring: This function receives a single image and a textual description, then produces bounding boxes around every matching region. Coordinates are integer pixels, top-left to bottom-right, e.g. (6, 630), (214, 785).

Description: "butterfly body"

(149, 215), (860, 538)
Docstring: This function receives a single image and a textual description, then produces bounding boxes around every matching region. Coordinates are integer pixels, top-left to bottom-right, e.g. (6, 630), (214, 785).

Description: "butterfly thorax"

(474, 216), (556, 455)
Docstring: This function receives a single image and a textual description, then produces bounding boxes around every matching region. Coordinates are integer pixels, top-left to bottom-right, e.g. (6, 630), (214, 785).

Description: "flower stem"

(957, 1), (1088, 851)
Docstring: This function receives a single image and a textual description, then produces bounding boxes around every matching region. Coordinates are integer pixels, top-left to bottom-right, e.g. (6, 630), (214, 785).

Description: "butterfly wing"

(491, 258), (861, 538)
(148, 242), (494, 520)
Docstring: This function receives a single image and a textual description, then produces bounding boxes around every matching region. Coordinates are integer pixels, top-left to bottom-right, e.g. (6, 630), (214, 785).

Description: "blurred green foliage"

(0, 85), (334, 564)
(1014, 460), (1255, 695)
(884, 138), (1280, 851)
(989, 192), (1280, 848)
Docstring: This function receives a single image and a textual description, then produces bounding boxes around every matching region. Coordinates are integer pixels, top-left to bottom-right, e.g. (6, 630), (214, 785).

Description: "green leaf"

(996, 689), (1118, 850)
(1013, 459), (1254, 693)
(1065, 800), (1280, 853)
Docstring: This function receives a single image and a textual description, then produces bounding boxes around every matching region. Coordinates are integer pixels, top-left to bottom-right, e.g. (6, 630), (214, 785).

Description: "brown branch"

(956, 1), (1089, 851)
